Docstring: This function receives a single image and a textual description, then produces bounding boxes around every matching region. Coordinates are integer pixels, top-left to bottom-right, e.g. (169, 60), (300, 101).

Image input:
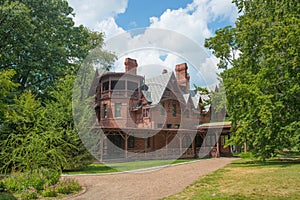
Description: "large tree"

(205, 1), (300, 159)
(0, 0), (110, 96)
(0, 0), (116, 173)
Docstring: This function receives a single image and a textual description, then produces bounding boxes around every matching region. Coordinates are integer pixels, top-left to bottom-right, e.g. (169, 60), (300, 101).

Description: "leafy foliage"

(0, 0), (114, 97)
(205, 1), (300, 159)
(45, 75), (95, 170)
(0, 70), (19, 122)
(0, 0), (115, 174)
(1, 170), (80, 199)
(2, 169), (59, 193)
(0, 92), (67, 173)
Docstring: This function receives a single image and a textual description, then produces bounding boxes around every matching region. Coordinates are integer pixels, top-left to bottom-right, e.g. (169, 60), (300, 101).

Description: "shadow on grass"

(63, 165), (118, 174)
(230, 157), (300, 169)
(0, 192), (17, 200)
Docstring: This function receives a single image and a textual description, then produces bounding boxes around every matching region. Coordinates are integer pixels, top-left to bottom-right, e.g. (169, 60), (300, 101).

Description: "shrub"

(56, 178), (81, 194)
(0, 180), (6, 192)
(2, 169), (60, 193)
(20, 187), (38, 200)
(239, 152), (254, 159)
(42, 169), (60, 187)
(0, 192), (17, 200)
(41, 186), (57, 197)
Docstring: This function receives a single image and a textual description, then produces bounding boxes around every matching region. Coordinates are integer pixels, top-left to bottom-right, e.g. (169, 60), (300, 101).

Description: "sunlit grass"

(163, 155), (300, 200)
(63, 159), (200, 175)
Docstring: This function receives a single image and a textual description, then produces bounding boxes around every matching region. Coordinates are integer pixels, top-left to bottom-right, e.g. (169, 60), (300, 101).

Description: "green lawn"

(63, 159), (200, 175)
(163, 157), (300, 200)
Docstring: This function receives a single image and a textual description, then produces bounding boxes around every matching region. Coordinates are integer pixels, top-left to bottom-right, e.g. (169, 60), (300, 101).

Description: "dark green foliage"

(205, 1), (300, 159)
(0, 0), (111, 97)
(0, 92), (67, 173)
(45, 75), (95, 170)
(0, 70), (19, 122)
(0, 76), (95, 173)
(0, 0), (115, 174)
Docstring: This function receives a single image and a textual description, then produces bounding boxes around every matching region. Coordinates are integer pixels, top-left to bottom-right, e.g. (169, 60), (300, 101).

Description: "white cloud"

(68, 0), (128, 30)
(149, 0), (238, 45)
(72, 0), (238, 87)
(95, 17), (125, 39)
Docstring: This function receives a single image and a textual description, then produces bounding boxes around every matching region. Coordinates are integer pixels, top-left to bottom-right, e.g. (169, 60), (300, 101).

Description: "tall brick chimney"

(125, 58), (138, 75)
(175, 63), (190, 92)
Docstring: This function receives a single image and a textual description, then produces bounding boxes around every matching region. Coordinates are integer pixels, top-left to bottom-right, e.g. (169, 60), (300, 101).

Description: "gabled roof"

(183, 94), (190, 103)
(189, 90), (211, 112)
(141, 90), (152, 103)
(145, 72), (173, 105)
(200, 94), (210, 112)
(191, 94), (201, 109)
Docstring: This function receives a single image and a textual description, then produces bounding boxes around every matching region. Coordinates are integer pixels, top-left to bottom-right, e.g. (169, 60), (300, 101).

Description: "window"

(102, 81), (109, 91)
(146, 137), (151, 148)
(174, 124), (180, 129)
(103, 104), (108, 118)
(95, 106), (100, 122)
(115, 103), (122, 117)
(111, 80), (125, 90)
(160, 103), (165, 115)
(167, 124), (172, 128)
(128, 136), (135, 148)
(157, 123), (163, 128)
(143, 108), (150, 118)
(127, 81), (138, 91)
(172, 104), (176, 117)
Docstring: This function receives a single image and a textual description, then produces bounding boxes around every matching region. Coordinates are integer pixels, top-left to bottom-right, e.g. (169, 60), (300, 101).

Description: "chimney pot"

(125, 58), (138, 75)
(175, 63), (190, 92)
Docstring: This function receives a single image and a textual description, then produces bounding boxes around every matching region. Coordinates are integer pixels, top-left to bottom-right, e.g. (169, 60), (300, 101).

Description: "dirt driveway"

(64, 157), (238, 200)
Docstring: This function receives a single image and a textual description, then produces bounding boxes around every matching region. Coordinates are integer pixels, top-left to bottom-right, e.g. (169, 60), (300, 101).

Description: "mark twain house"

(88, 58), (232, 161)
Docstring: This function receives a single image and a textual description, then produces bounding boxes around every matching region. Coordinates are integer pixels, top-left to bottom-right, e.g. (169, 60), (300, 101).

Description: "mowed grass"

(64, 159), (199, 174)
(164, 157), (300, 200)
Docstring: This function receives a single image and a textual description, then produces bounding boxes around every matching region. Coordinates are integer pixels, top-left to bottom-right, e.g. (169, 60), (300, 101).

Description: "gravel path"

(65, 157), (238, 200)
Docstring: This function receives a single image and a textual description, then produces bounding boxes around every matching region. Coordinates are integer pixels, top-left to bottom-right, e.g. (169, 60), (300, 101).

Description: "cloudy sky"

(68, 0), (238, 88)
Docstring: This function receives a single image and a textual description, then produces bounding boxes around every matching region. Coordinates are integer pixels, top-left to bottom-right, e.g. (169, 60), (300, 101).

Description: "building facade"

(89, 58), (231, 161)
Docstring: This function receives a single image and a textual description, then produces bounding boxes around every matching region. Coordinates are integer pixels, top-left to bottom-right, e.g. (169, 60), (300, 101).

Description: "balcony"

(101, 90), (139, 99)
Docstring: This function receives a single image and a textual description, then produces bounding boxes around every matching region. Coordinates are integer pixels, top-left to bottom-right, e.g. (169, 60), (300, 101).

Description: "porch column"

(215, 131), (220, 158)
(125, 134), (128, 160)
(191, 135), (195, 158)
(165, 132), (168, 158)
(179, 133), (183, 156)
(99, 132), (104, 162)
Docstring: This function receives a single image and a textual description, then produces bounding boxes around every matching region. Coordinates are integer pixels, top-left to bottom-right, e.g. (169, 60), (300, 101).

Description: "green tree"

(0, 92), (67, 173)
(45, 75), (95, 170)
(205, 1), (300, 159)
(0, 76), (96, 173)
(0, 70), (19, 121)
(0, 0), (109, 96)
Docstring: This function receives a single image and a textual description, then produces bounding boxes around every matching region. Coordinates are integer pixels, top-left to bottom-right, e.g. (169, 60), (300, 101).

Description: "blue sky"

(115, 0), (193, 30)
(68, 0), (238, 88)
